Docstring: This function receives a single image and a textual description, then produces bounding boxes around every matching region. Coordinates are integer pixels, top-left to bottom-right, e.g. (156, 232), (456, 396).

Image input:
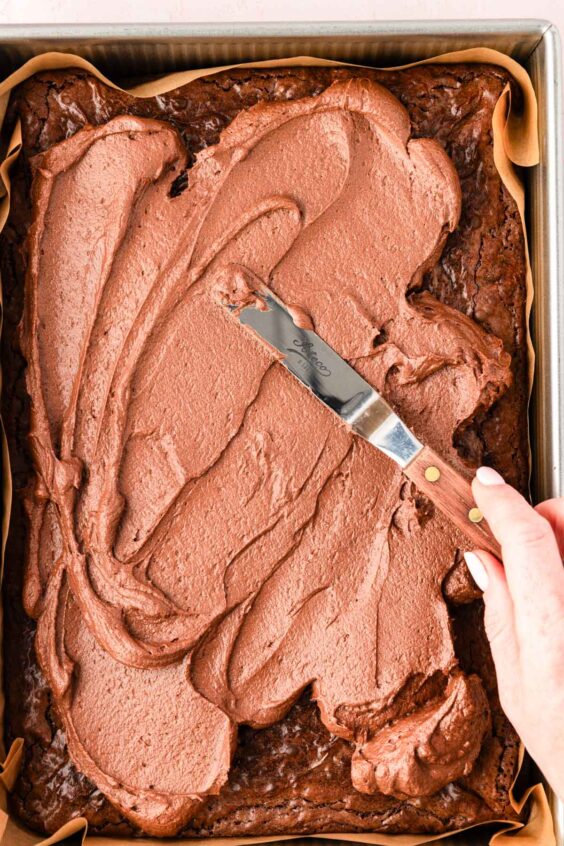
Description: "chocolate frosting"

(21, 79), (511, 835)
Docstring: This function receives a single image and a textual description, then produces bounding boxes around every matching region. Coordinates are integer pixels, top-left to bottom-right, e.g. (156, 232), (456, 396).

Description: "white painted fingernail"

(476, 466), (505, 486)
(464, 551), (489, 592)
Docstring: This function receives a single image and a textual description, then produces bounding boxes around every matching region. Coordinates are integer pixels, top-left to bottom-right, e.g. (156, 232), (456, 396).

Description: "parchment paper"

(0, 47), (553, 846)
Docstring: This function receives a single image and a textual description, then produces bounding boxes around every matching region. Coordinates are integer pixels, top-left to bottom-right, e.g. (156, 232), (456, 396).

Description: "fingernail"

(476, 466), (505, 486)
(464, 551), (489, 592)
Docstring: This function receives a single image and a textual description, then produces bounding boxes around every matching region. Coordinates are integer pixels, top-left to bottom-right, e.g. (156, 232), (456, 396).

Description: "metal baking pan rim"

(0, 19), (561, 846)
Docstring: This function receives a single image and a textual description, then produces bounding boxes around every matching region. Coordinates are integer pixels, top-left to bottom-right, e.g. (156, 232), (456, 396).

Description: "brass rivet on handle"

(424, 466), (441, 482)
(468, 507), (484, 524)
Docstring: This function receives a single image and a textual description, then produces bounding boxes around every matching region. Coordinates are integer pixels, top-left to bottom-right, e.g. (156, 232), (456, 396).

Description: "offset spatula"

(230, 291), (501, 559)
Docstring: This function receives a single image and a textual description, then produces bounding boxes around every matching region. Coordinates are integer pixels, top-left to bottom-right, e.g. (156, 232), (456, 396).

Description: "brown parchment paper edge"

(0, 47), (551, 846)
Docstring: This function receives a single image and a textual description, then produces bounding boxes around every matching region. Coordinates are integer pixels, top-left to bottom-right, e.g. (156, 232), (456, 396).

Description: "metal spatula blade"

(238, 292), (422, 467)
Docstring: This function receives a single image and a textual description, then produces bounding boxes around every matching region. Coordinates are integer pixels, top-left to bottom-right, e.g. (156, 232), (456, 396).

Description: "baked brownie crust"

(1, 64), (526, 837)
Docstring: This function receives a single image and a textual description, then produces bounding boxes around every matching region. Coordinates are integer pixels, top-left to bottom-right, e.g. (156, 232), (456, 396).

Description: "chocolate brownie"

(1, 64), (527, 838)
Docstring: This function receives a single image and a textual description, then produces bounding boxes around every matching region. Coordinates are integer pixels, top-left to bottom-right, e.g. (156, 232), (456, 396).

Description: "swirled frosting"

(21, 79), (511, 835)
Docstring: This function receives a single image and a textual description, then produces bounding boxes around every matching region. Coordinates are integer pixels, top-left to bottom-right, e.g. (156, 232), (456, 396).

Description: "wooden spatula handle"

(404, 445), (501, 560)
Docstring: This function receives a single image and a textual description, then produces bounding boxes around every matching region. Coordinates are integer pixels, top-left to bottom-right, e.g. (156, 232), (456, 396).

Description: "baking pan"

(0, 19), (561, 846)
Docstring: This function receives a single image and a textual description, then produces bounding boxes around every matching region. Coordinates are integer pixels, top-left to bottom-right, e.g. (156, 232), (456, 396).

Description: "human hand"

(463, 466), (564, 801)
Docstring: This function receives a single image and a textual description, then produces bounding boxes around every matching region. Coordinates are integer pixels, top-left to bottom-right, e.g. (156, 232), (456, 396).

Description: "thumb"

(471, 465), (564, 628)
(464, 550), (520, 711)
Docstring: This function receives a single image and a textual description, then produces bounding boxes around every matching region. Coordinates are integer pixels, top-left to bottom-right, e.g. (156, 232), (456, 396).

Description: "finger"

(464, 550), (520, 709)
(471, 467), (564, 625)
(535, 498), (564, 558)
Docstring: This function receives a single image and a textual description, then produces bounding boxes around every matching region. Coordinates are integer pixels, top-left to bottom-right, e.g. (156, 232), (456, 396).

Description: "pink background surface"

(0, 0), (561, 33)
